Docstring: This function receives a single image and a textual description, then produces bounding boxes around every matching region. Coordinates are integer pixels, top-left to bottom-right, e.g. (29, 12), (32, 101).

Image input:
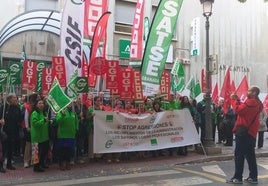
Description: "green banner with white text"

(141, 0), (183, 96)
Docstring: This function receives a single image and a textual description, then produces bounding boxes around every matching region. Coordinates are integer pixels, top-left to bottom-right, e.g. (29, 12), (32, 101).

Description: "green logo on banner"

(192, 49), (198, 56)
(150, 138), (158, 146)
(119, 39), (130, 59)
(106, 115), (113, 122)
(9, 62), (22, 85)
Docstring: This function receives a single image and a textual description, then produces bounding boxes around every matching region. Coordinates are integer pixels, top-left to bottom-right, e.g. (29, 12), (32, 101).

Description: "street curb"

(176, 152), (268, 165)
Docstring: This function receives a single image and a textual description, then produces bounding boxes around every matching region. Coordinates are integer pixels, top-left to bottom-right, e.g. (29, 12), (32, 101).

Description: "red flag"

(211, 82), (219, 105)
(160, 71), (171, 100)
(22, 60), (37, 91)
(88, 73), (97, 87)
(52, 56), (66, 87)
(263, 94), (268, 114)
(84, 0), (108, 39)
(83, 0), (108, 62)
(231, 80), (236, 93)
(133, 70), (143, 100)
(105, 60), (120, 95)
(89, 11), (111, 72)
(129, 0), (145, 67)
(220, 67), (231, 114)
(41, 68), (52, 96)
(118, 68), (134, 99)
(201, 68), (206, 93)
(201, 68), (212, 93)
(90, 57), (107, 75)
(236, 75), (249, 102)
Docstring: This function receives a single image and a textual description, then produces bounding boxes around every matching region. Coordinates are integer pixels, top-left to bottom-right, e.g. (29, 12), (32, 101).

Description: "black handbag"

(235, 114), (258, 137)
(235, 126), (248, 137)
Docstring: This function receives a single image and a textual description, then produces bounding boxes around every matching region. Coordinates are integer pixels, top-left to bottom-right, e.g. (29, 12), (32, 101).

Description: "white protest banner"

(94, 109), (200, 153)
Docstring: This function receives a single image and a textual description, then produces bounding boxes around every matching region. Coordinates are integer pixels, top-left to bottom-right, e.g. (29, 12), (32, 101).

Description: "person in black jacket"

(0, 93), (22, 170)
(222, 107), (236, 146)
(0, 119), (6, 173)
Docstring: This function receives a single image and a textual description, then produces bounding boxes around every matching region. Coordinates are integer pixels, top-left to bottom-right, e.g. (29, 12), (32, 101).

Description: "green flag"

(21, 45), (26, 63)
(141, 0), (184, 95)
(8, 61), (22, 85)
(0, 68), (9, 85)
(171, 75), (185, 93)
(65, 69), (79, 100)
(185, 76), (195, 91)
(177, 62), (185, 77)
(36, 61), (46, 93)
(171, 60), (185, 78)
(190, 80), (202, 99)
(181, 76), (195, 97)
(0, 51), (2, 67)
(75, 77), (88, 93)
(46, 78), (72, 113)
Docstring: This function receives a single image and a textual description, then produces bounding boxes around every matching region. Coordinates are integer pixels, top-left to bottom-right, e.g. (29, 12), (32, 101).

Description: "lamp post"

(200, 0), (214, 146)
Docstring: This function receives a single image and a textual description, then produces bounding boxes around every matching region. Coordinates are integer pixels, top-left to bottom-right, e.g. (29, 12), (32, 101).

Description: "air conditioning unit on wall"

(181, 58), (190, 65)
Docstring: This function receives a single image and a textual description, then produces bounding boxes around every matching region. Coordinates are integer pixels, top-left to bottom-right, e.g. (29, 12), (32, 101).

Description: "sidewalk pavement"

(1, 137), (268, 185)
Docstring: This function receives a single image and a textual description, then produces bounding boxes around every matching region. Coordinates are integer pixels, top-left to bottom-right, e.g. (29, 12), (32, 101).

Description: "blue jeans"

(234, 134), (257, 180)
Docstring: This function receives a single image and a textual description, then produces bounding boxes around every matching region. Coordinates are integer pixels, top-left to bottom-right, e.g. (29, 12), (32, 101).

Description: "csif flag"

(60, 0), (85, 83)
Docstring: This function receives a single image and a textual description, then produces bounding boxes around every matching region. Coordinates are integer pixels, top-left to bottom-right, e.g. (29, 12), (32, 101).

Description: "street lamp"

(200, 0), (214, 147)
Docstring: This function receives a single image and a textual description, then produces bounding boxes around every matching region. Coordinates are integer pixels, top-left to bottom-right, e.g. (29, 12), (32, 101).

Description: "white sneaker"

(24, 162), (29, 168)
(78, 160), (85, 164)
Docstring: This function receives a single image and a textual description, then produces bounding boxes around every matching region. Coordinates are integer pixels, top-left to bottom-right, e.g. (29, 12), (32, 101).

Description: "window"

(115, 1), (135, 24)
(115, 23), (132, 34)
(25, 0), (57, 11)
(114, 0), (136, 34)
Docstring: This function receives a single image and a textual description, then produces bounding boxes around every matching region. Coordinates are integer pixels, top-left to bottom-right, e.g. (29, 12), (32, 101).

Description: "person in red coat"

(227, 86), (263, 184)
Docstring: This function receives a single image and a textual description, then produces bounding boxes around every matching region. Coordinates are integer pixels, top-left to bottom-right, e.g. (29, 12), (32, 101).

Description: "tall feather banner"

(60, 0), (85, 83)
(129, 0), (145, 68)
(141, 0), (184, 96)
(89, 11), (111, 70)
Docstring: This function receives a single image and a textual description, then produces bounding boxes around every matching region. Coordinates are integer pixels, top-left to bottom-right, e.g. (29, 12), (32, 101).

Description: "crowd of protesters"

(0, 91), (266, 174)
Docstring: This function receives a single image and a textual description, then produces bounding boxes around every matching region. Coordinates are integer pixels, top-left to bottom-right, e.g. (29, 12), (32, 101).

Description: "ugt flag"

(46, 77), (72, 113)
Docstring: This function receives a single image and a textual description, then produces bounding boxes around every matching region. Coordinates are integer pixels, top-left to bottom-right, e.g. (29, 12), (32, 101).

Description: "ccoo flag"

(129, 0), (145, 68)
(141, 0), (183, 96)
